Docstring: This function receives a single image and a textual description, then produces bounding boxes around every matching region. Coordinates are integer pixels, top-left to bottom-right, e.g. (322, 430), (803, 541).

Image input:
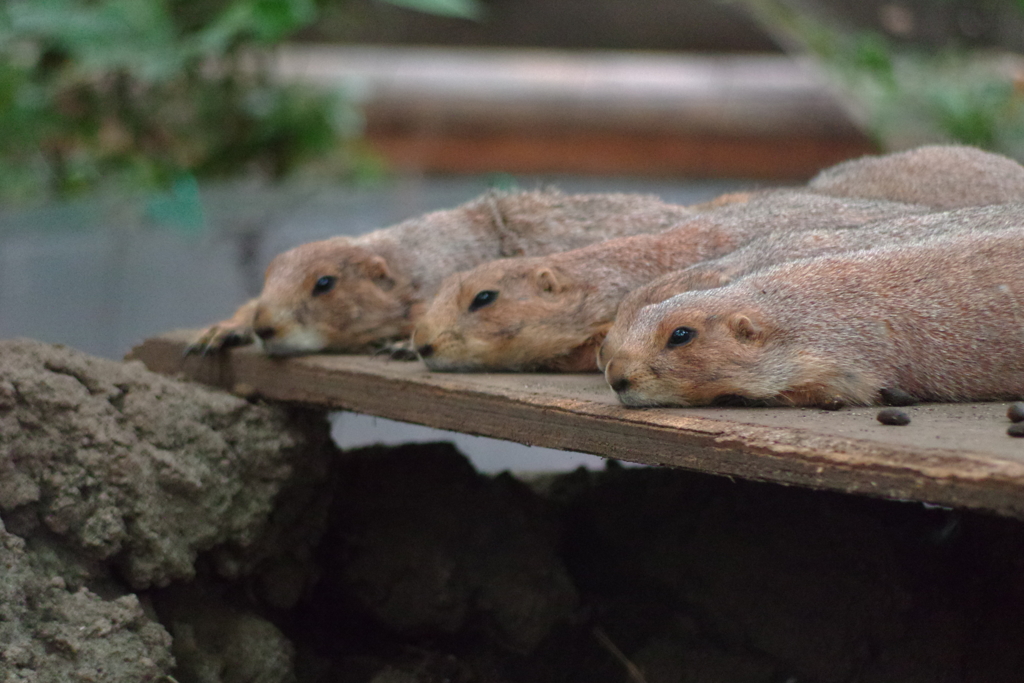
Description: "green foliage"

(840, 42), (1024, 156)
(378, 0), (484, 21)
(0, 0), (484, 205)
(739, 0), (1024, 160)
(145, 175), (205, 235)
(0, 0), (361, 204)
(850, 32), (895, 86)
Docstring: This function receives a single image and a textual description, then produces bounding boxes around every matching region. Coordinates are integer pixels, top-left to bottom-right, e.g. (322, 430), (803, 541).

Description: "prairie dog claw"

(185, 299), (259, 356)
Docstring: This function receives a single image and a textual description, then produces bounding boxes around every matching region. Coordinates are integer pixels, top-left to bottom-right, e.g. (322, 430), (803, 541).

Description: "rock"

(0, 516), (174, 682)
(156, 585), (296, 683)
(0, 338), (336, 592)
(0, 338), (338, 683)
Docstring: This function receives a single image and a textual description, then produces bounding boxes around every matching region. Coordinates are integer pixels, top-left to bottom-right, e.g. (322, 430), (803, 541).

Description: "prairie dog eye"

(469, 290), (499, 312)
(312, 276), (336, 296)
(667, 326), (697, 348)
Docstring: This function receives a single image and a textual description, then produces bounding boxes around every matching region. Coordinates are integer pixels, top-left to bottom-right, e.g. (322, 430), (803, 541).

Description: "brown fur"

(193, 144), (1024, 357)
(413, 192), (928, 372)
(188, 189), (697, 355)
(600, 202), (1024, 369)
(807, 144), (1024, 208)
(605, 228), (1024, 408)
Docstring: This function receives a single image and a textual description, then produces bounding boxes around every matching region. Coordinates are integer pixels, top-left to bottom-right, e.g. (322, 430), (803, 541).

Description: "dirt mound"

(5, 338), (1024, 682)
(0, 517), (173, 682)
(0, 338), (336, 682)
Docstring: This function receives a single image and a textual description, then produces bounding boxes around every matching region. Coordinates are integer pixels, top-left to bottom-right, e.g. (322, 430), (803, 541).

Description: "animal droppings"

(819, 398), (846, 411)
(877, 408), (911, 426)
(1007, 402), (1024, 423)
(880, 387), (918, 406)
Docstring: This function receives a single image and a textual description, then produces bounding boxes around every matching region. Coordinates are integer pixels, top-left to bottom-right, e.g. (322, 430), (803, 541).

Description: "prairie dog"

(600, 202), (1024, 370)
(191, 144), (1023, 357)
(605, 229), (1024, 408)
(413, 192), (928, 372)
(188, 190), (697, 355)
(807, 144), (1024, 208)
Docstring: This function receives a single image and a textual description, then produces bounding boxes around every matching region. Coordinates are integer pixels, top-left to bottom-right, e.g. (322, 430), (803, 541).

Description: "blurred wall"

(300, 0), (781, 52)
(302, 0), (1024, 54)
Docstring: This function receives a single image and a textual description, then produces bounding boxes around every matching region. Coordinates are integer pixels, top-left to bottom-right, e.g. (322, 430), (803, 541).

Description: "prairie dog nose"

(251, 304), (278, 341)
(417, 344), (435, 359)
(604, 360), (631, 393)
(610, 376), (631, 393)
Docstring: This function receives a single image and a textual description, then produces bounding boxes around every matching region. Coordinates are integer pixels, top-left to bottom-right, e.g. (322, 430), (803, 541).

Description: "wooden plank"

(130, 331), (1024, 520)
(276, 47), (862, 137)
(365, 127), (875, 179)
(276, 46), (875, 178)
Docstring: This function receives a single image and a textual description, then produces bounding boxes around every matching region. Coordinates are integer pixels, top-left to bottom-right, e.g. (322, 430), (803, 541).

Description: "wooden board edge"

(128, 332), (1024, 520)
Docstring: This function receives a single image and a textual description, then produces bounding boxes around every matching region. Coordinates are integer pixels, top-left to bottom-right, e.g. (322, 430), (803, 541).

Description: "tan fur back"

(606, 227), (1024, 407)
(602, 202), (1024, 369)
(195, 144), (1024, 357)
(216, 189), (698, 355)
(808, 145), (1024, 209)
(414, 191), (928, 372)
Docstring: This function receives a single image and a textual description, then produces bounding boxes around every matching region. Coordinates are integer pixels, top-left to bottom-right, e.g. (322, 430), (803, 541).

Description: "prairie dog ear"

(727, 311), (767, 343)
(532, 267), (563, 294)
(591, 320), (613, 340)
(362, 255), (395, 291)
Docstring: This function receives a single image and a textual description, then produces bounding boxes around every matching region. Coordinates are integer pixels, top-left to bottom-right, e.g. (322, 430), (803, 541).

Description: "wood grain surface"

(130, 330), (1024, 519)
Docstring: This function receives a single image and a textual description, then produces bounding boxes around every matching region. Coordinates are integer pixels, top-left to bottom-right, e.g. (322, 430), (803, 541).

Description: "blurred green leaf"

(852, 33), (895, 86)
(378, 0), (484, 21)
(0, 0), (365, 206)
(736, 0), (1024, 160)
(146, 174), (205, 235)
(197, 0), (316, 52)
(8, 0), (183, 81)
(929, 77), (1011, 148)
(486, 173), (517, 192)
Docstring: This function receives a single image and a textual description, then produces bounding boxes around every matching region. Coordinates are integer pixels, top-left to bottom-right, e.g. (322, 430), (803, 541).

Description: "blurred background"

(3, 0), (1024, 469)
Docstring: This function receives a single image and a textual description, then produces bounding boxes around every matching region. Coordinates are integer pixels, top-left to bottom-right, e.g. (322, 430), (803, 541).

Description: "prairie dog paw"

(185, 323), (254, 356)
(379, 338), (419, 361)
